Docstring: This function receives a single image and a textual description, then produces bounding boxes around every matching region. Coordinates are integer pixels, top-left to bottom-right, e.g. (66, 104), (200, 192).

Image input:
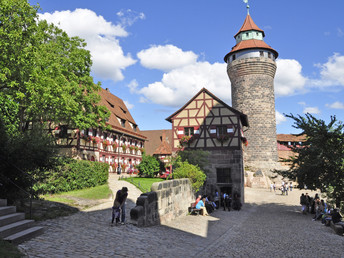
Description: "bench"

(188, 203), (201, 215)
(330, 221), (344, 236)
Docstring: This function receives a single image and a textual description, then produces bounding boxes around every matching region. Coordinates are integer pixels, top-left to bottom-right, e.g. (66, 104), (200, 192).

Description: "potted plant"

(179, 135), (193, 145)
(103, 139), (109, 149)
(217, 134), (229, 143)
(112, 142), (118, 151)
(121, 144), (127, 152)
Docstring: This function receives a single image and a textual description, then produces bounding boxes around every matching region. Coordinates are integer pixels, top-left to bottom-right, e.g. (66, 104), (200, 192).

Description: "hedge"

(33, 159), (109, 194)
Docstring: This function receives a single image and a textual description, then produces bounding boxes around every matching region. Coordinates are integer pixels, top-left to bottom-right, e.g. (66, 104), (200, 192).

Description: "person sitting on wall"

(193, 195), (202, 208)
(196, 197), (209, 216)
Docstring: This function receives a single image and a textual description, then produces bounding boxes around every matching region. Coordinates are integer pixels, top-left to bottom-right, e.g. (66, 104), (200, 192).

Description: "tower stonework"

(224, 14), (279, 171)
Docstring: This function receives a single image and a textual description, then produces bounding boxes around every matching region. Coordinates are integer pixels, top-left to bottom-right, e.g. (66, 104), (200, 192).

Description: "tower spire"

(243, 0), (250, 15)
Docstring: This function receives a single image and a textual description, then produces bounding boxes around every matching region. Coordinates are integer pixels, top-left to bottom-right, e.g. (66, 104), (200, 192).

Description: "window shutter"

(209, 125), (217, 137)
(177, 127), (184, 139)
(193, 126), (200, 138)
(227, 125), (234, 135)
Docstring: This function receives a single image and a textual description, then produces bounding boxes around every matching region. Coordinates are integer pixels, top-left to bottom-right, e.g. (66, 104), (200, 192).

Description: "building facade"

(224, 13), (279, 172)
(166, 88), (248, 201)
(54, 88), (146, 173)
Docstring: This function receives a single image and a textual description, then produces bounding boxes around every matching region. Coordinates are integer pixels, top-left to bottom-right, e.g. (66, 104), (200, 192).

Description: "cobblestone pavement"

(18, 176), (344, 257)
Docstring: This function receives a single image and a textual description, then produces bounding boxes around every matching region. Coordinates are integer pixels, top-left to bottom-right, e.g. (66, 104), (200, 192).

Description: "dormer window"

(121, 119), (125, 127)
(133, 124), (137, 132)
(106, 100), (114, 108)
(120, 107), (127, 114)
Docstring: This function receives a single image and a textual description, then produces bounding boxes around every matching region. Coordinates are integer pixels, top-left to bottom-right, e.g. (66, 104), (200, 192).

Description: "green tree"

(277, 114), (344, 210)
(173, 158), (206, 192)
(0, 118), (56, 202)
(0, 0), (109, 136)
(136, 154), (160, 178)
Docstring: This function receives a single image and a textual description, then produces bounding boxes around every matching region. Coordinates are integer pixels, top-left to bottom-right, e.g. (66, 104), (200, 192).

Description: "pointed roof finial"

(243, 0), (250, 15)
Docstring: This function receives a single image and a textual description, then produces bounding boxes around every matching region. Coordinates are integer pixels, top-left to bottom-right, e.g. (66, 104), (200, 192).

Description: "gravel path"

(18, 175), (344, 257)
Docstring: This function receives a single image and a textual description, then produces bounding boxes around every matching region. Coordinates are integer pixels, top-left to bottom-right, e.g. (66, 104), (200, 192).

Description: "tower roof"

(224, 14), (278, 62)
(234, 14), (264, 38)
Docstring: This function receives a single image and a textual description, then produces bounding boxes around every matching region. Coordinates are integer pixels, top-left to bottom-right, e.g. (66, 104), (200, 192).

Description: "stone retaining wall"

(130, 179), (194, 227)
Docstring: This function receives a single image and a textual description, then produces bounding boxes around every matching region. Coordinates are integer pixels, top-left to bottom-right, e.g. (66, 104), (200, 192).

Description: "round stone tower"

(224, 12), (279, 170)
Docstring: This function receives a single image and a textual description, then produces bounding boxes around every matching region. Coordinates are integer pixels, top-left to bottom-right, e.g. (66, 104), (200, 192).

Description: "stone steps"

(4, 226), (44, 245)
(0, 199), (43, 244)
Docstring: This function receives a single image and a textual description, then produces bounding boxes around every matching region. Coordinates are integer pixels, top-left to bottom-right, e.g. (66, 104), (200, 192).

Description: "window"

(133, 124), (137, 132)
(216, 168), (232, 184)
(184, 127), (194, 136)
(120, 107), (127, 114)
(232, 55), (236, 61)
(106, 100), (114, 108)
(121, 119), (125, 127)
(217, 126), (227, 137)
(268, 52), (271, 58)
(246, 32), (249, 37)
(103, 132), (108, 139)
(92, 129), (97, 137)
(260, 51), (264, 57)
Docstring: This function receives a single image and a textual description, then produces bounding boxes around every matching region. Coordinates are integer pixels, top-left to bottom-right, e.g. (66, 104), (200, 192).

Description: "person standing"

(111, 187), (128, 225)
(289, 182), (293, 191)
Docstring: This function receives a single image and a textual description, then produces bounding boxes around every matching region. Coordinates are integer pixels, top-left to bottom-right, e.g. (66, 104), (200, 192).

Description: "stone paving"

(18, 175), (344, 257)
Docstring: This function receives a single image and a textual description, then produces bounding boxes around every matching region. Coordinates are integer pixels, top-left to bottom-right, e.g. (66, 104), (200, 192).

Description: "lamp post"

(117, 133), (124, 174)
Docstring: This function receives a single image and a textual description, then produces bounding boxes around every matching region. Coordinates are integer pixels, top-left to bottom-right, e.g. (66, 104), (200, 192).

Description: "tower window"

(260, 51), (264, 57)
(268, 52), (272, 58)
(246, 32), (249, 37)
(232, 55), (236, 61)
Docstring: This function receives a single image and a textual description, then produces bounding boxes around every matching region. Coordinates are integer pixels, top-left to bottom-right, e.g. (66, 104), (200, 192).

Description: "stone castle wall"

(130, 179), (194, 227)
(227, 57), (278, 171)
(203, 149), (244, 203)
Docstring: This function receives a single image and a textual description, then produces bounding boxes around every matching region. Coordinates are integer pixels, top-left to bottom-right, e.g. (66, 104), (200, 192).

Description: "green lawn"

(121, 177), (164, 193)
(42, 184), (112, 202)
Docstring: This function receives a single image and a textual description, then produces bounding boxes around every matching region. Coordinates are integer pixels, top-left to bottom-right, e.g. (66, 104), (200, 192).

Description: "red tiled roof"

(234, 14), (264, 38)
(229, 39), (277, 57)
(140, 130), (173, 155)
(277, 134), (307, 142)
(277, 142), (291, 151)
(98, 88), (146, 140)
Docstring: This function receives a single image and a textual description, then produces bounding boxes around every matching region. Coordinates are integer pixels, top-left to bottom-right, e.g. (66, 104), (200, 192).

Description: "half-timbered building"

(166, 88), (248, 202)
(54, 88), (146, 173)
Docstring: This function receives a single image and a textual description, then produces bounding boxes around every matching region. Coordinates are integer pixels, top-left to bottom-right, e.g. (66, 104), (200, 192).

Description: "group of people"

(300, 192), (343, 229)
(270, 180), (293, 195)
(192, 191), (242, 216)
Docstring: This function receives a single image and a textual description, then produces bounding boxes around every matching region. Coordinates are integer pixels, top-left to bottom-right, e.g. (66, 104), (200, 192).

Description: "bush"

(33, 158), (109, 194)
(173, 160), (206, 192)
(136, 154), (160, 178)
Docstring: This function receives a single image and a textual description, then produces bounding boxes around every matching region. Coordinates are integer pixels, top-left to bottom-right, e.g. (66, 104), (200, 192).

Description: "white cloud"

(276, 111), (286, 125)
(123, 100), (134, 110)
(137, 45), (198, 72)
(298, 102), (306, 106)
(139, 61), (230, 107)
(337, 28), (344, 37)
(314, 53), (344, 87)
(303, 107), (321, 114)
(127, 79), (139, 93)
(39, 9), (136, 83)
(275, 59), (308, 96)
(326, 101), (344, 109)
(116, 9), (145, 27)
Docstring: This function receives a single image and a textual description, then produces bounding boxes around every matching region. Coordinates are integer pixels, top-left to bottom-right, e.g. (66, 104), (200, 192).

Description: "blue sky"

(29, 0), (344, 134)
